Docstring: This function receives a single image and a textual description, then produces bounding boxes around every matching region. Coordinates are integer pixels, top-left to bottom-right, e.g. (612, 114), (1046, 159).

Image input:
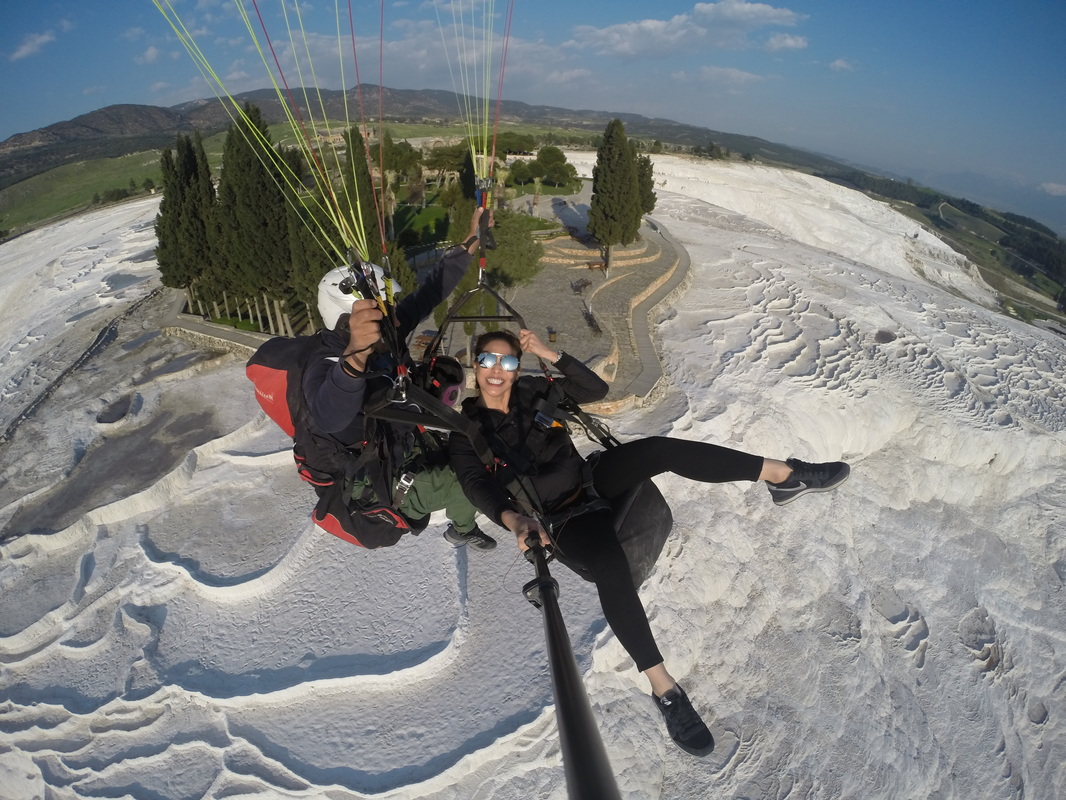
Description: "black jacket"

(449, 353), (609, 526)
(302, 246), (472, 447)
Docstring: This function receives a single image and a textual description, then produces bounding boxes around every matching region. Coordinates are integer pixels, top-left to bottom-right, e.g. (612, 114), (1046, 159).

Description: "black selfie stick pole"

(523, 539), (622, 800)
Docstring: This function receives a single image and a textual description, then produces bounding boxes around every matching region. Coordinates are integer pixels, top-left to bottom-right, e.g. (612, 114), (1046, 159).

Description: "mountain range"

(0, 85), (856, 189)
(1, 85), (1063, 236)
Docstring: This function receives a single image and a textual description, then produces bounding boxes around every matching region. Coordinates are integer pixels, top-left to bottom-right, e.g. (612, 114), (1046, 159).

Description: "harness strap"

(545, 454), (611, 528)
(365, 383), (545, 522)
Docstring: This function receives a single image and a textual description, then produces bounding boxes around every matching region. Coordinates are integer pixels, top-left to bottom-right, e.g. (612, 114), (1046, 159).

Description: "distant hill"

(0, 104), (200, 190)
(1, 104), (191, 151)
(2, 85), (1062, 238)
(0, 85), (851, 191)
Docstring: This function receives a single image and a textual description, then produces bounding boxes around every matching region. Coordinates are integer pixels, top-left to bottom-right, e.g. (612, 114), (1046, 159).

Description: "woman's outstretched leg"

(590, 436), (763, 499)
(553, 511), (714, 755)
(590, 436), (849, 505)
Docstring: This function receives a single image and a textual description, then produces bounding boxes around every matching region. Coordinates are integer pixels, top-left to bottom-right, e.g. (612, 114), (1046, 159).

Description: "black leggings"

(553, 437), (764, 672)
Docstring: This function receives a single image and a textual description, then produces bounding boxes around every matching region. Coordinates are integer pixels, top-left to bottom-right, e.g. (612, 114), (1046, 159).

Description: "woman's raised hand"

(519, 329), (557, 362)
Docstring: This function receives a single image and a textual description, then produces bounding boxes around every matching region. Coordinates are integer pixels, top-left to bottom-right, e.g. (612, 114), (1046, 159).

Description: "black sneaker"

(653, 685), (714, 756)
(443, 523), (497, 551)
(768, 458), (850, 506)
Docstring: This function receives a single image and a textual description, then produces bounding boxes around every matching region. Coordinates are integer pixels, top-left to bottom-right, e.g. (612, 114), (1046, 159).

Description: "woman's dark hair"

(474, 329), (522, 359)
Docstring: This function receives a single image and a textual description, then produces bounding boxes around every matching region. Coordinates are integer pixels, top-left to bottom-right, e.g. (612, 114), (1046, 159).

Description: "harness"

(477, 379), (615, 536)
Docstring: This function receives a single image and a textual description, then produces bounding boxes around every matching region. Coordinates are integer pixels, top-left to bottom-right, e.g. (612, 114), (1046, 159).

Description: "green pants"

(396, 465), (479, 534)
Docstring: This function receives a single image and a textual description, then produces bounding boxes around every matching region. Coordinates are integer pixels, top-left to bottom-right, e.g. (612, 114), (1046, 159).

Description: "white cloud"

(543, 68), (594, 85)
(671, 64), (765, 93)
(1039, 183), (1066, 197)
(698, 65), (765, 86)
(573, 16), (704, 58)
(10, 31), (56, 61)
(136, 46), (162, 65)
(59, 19), (76, 33)
(82, 85), (106, 96)
(766, 33), (807, 51)
(694, 0), (804, 28)
(830, 58), (855, 72)
(122, 28), (146, 41)
(151, 82), (172, 93)
(572, 1), (805, 58)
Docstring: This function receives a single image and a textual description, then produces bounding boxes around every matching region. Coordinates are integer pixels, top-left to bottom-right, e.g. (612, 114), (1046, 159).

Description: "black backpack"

(246, 333), (422, 549)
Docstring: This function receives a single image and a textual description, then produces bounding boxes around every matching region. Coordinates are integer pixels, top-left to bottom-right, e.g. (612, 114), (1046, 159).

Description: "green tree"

(424, 143), (468, 184)
(390, 139), (422, 180)
(370, 130), (421, 183)
(459, 149), (478, 202)
(155, 147), (181, 286)
(155, 131), (215, 290)
(496, 132), (536, 154)
(385, 241), (418, 297)
(587, 119), (641, 269)
(636, 152), (656, 215)
(536, 146), (576, 187)
(484, 209), (544, 285)
(213, 104), (290, 299)
(508, 159), (532, 186)
(342, 126), (384, 261)
(287, 201), (339, 329)
(435, 209), (543, 335)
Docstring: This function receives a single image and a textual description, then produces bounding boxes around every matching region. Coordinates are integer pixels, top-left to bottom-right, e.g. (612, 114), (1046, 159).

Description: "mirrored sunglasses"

(476, 352), (520, 372)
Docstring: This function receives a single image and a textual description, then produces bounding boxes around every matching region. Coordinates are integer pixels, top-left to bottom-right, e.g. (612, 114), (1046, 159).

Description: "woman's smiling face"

(475, 336), (520, 405)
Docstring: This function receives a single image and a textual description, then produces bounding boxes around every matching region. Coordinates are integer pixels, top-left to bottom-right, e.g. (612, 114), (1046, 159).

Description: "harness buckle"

(393, 472), (416, 506)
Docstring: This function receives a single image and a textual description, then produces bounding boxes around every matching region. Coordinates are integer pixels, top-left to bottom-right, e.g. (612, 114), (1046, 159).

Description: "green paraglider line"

(154, 6), (629, 797)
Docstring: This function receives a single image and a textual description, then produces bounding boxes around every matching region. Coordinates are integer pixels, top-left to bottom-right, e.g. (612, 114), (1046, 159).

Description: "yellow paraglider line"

(433, 0), (516, 211)
(152, 0), (391, 268)
(153, 0), (517, 295)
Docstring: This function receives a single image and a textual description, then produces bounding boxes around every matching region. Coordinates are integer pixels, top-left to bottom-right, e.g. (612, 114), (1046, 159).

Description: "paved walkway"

(161, 192), (691, 410)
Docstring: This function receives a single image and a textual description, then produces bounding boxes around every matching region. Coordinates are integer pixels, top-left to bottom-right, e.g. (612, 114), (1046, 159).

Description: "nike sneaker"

(653, 685), (715, 756)
(768, 459), (850, 506)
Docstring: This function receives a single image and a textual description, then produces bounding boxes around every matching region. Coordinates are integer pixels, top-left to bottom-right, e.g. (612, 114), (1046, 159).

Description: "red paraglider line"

(489, 0), (517, 181)
(345, 0), (390, 260)
(246, 0), (347, 233)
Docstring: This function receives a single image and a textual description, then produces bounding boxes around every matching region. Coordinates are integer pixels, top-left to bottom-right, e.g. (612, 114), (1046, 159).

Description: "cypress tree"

(178, 132), (215, 285)
(155, 146), (183, 288)
(342, 127), (383, 263)
(214, 104), (290, 299)
(636, 152), (657, 215)
(385, 241), (418, 297)
(587, 119), (641, 268)
(287, 200), (339, 329)
(459, 149), (478, 202)
(155, 132), (214, 290)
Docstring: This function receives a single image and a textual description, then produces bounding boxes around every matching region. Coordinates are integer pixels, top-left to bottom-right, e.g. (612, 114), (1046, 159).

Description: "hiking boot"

(653, 685), (714, 756)
(443, 523), (497, 551)
(768, 458), (850, 506)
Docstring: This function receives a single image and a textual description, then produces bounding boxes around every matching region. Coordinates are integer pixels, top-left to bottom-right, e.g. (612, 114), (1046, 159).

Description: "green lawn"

(0, 151), (163, 232)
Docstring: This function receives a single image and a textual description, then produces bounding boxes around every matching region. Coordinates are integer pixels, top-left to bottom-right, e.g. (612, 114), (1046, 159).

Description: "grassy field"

(885, 197), (1065, 323)
(0, 130), (232, 234)
(0, 151), (164, 232)
(3, 126), (1061, 328)
(0, 118), (602, 236)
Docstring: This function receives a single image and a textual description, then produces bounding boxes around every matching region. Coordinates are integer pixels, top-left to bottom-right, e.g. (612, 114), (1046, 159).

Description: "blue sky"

(4, 1), (1066, 229)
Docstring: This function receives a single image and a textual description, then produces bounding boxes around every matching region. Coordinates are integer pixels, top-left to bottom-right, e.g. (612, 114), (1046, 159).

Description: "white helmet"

(317, 263), (402, 329)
